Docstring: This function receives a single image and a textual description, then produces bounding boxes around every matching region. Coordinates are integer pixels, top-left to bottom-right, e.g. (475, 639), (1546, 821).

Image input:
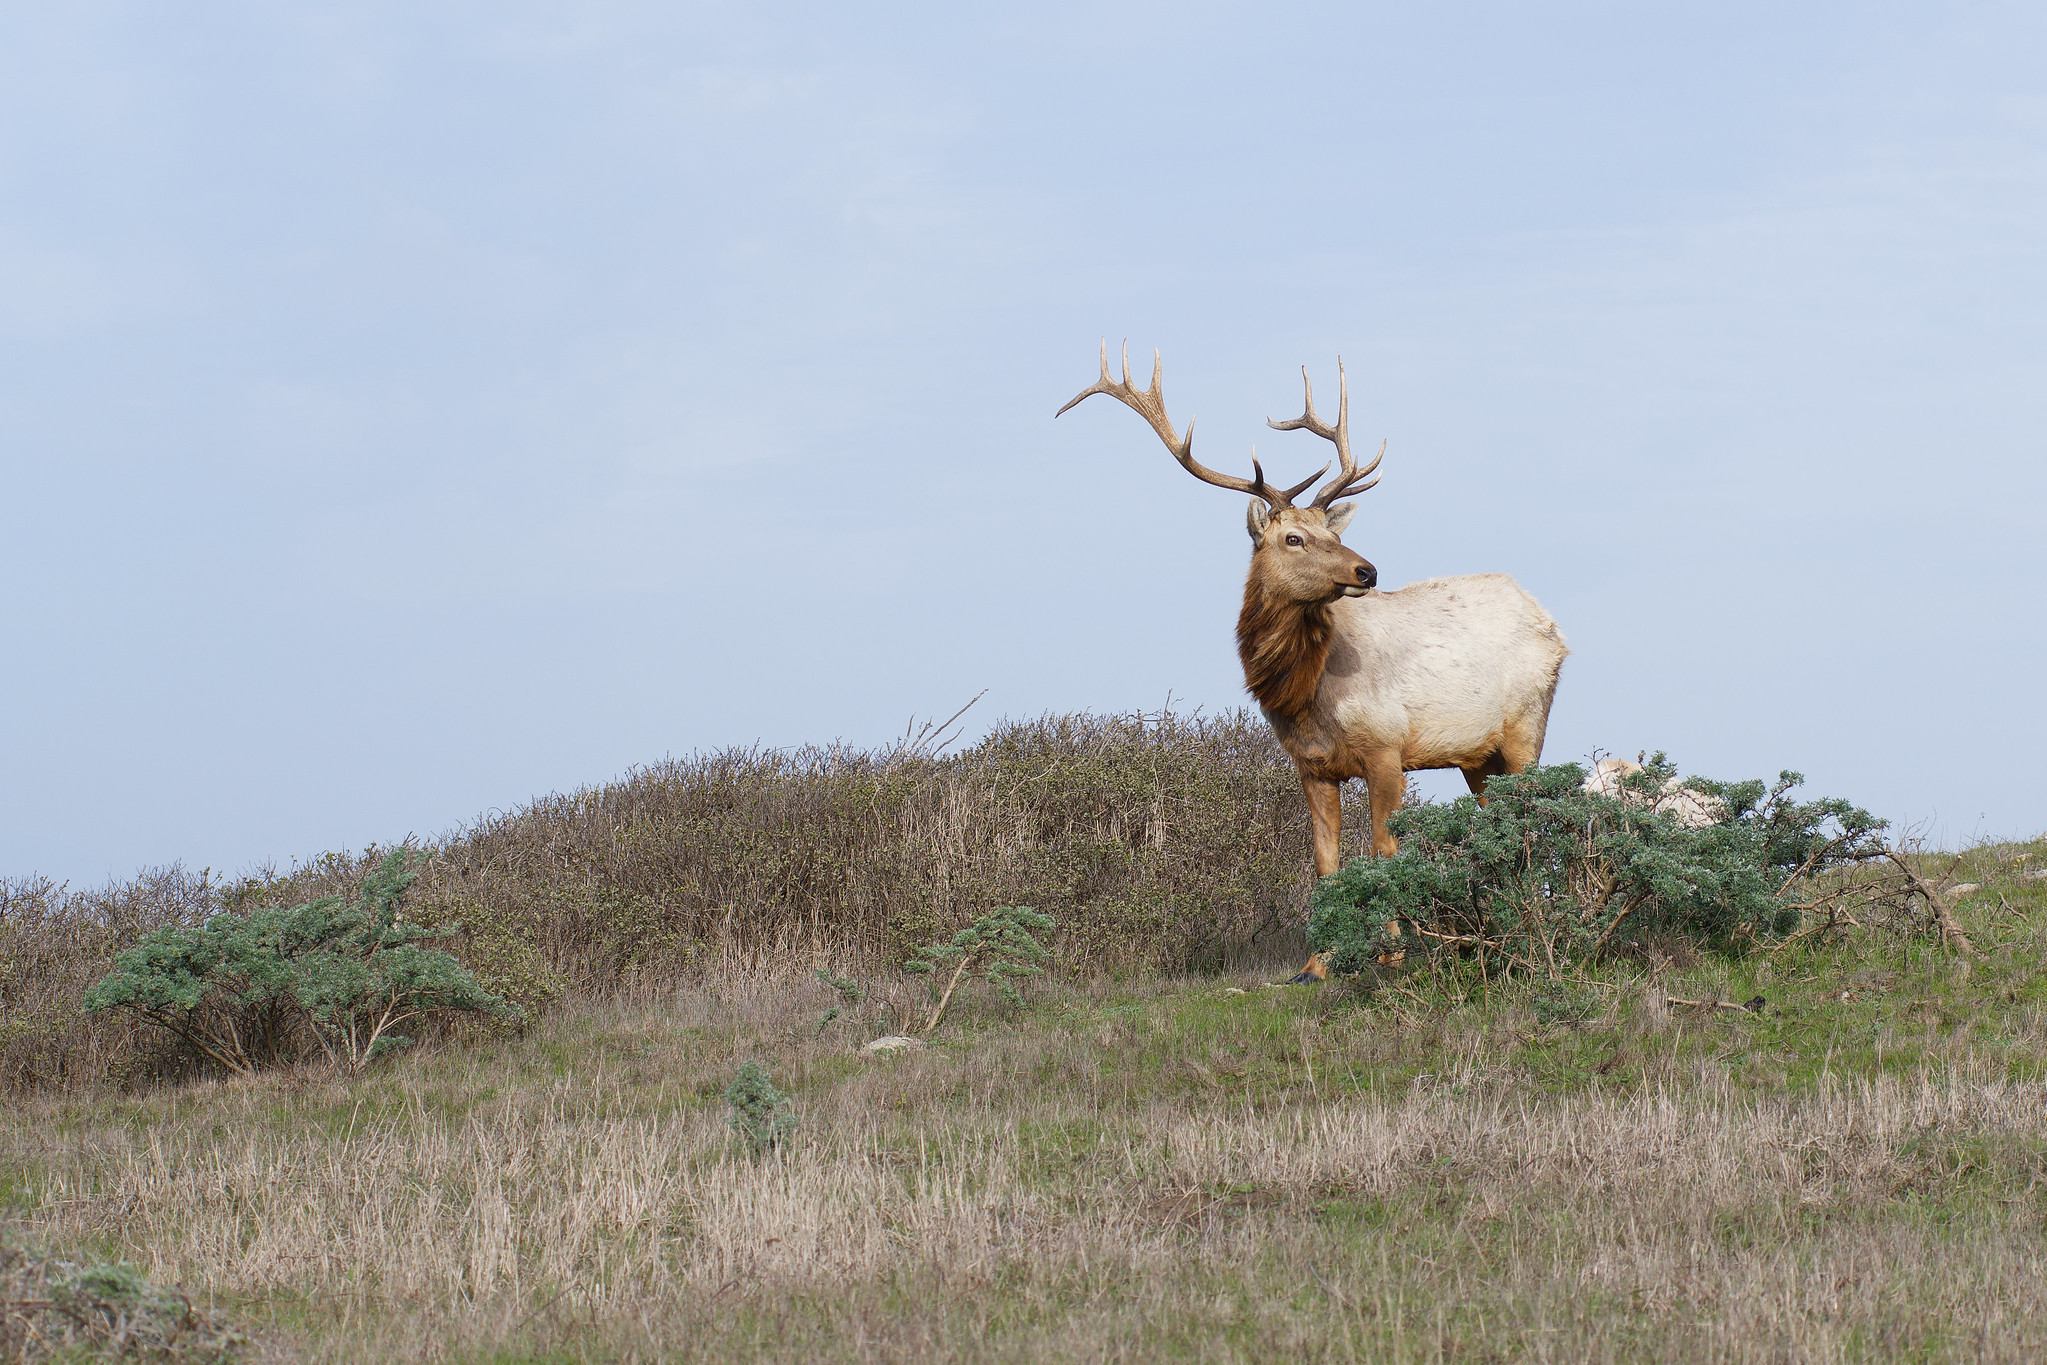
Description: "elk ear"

(1323, 502), (1358, 536)
(1245, 499), (1271, 540)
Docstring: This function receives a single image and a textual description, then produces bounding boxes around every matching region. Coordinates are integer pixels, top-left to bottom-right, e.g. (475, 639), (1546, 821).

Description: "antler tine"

(1267, 358), (1385, 510)
(1323, 439), (1386, 502)
(1277, 459), (1329, 504)
(1057, 340), (1298, 508)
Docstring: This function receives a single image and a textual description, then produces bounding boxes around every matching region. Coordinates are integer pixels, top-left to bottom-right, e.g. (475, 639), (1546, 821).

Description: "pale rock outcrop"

(1581, 758), (1724, 830)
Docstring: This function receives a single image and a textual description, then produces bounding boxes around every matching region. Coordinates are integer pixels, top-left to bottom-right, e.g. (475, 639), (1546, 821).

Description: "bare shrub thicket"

(410, 709), (1330, 994)
(4, 709), (1350, 1092)
(0, 866), (220, 1091)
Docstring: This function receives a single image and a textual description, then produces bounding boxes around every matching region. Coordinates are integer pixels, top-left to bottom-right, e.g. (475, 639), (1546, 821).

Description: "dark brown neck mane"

(1236, 578), (1331, 722)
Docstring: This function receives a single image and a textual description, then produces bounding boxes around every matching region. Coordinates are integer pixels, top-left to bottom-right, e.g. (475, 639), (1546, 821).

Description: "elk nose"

(1356, 563), (1377, 589)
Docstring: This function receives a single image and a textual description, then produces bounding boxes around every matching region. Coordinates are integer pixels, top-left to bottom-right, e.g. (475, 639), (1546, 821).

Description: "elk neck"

(1236, 573), (1334, 723)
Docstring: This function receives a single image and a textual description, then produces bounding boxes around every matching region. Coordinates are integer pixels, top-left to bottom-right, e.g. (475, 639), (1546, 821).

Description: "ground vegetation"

(3, 709), (1337, 1092)
(1, 832), (2041, 1361)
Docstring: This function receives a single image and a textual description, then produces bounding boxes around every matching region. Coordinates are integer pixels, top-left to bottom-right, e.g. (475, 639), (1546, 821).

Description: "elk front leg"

(1302, 771), (1343, 877)
(1364, 749), (1404, 858)
(1288, 772), (1346, 984)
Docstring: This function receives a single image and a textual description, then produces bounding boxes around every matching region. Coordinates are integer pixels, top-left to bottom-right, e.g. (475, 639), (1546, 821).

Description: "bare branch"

(1666, 996), (1765, 1013)
(1886, 849), (1977, 956)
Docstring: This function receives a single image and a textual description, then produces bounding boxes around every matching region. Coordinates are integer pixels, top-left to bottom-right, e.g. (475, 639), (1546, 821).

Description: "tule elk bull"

(1058, 344), (1568, 977)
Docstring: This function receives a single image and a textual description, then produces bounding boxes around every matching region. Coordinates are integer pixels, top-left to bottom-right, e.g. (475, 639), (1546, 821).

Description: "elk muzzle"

(1341, 561), (1377, 597)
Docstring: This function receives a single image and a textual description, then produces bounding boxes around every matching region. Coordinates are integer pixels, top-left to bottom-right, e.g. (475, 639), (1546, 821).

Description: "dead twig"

(1666, 995), (1766, 1014)
(1410, 926), (1492, 948)
(921, 953), (975, 1035)
(1307, 1260), (1355, 1310)
(1589, 897), (1644, 955)
(1886, 849), (1976, 956)
(894, 690), (988, 763)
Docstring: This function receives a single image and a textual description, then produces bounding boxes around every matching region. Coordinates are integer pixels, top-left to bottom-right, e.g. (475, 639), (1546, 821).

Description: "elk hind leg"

(1360, 748), (1413, 957)
(1461, 751), (1509, 803)
(1464, 720), (1546, 803)
(1498, 718), (1545, 775)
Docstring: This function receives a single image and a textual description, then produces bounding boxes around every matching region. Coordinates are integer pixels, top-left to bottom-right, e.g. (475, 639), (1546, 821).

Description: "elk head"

(1055, 342), (1385, 608)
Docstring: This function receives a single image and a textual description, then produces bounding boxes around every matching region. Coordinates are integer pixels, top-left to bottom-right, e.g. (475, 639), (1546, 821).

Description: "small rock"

(2025, 869), (2047, 882)
(1224, 987), (1247, 996)
(1949, 883), (1980, 897)
(863, 1035), (925, 1054)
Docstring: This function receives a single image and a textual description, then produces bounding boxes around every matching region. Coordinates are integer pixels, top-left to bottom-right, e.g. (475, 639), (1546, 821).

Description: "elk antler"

(1266, 359), (1385, 510)
(1056, 341), (1324, 509)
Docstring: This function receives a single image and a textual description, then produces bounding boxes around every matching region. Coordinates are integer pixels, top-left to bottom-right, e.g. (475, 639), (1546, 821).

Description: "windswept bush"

(904, 905), (1056, 1033)
(365, 707), (1341, 997)
(1309, 757), (1899, 979)
(84, 851), (513, 1075)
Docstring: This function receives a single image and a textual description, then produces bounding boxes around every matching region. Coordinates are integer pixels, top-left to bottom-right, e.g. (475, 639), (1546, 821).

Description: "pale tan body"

(1264, 568), (1567, 873)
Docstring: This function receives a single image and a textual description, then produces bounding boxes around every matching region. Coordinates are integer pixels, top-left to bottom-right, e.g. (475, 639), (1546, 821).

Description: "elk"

(1057, 344), (1568, 973)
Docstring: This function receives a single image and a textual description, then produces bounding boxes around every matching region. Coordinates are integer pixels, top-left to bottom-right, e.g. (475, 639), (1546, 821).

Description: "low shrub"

(724, 1060), (796, 1155)
(84, 850), (515, 1075)
(904, 905), (1056, 1033)
(1308, 757), (1895, 980)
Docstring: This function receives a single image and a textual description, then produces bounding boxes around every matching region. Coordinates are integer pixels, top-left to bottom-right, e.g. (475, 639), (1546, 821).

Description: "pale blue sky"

(4, 3), (2044, 885)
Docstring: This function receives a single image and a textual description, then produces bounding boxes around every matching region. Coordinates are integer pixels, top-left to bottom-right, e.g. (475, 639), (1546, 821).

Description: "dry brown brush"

(3, 708), (1352, 1092)
(0, 866), (221, 1093)
(1, 1233), (245, 1363)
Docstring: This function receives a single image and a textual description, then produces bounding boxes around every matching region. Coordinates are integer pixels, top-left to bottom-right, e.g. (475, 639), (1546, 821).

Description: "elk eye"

(1284, 534), (1303, 547)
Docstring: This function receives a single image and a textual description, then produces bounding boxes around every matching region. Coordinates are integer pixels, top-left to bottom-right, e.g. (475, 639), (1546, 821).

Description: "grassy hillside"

(6, 713), (2044, 1361)
(3, 834), (2044, 1362)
